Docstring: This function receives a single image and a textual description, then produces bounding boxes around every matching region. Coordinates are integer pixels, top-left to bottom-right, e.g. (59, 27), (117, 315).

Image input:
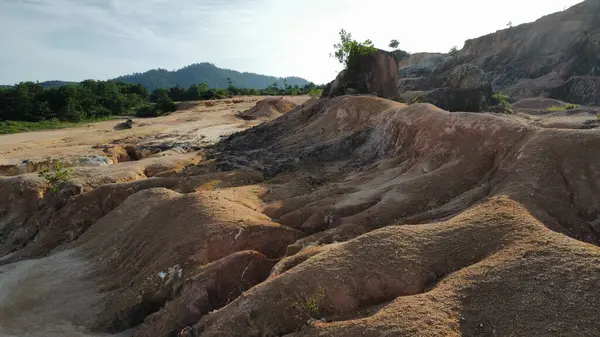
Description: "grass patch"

(290, 286), (327, 319)
(0, 117), (116, 135)
(199, 179), (222, 191)
(546, 104), (580, 112)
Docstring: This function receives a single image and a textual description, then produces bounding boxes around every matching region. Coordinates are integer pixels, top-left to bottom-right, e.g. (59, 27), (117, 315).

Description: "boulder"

(445, 64), (489, 91)
(114, 119), (133, 130)
(396, 77), (430, 94)
(325, 49), (399, 99)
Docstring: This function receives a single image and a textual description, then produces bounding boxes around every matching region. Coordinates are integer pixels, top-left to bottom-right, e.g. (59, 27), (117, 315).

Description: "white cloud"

(0, 0), (584, 85)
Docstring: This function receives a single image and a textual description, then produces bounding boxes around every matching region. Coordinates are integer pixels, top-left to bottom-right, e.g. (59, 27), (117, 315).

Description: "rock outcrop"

(324, 49), (399, 99)
(397, 62), (492, 112)
(395, 0), (600, 108)
(551, 76), (600, 105)
(454, 0), (600, 104)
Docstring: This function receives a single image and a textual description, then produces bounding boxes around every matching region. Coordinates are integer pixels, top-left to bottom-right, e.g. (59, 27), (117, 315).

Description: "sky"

(0, 0), (584, 85)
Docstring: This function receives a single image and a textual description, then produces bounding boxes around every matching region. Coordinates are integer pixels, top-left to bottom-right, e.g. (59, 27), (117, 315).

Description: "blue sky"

(0, 0), (583, 85)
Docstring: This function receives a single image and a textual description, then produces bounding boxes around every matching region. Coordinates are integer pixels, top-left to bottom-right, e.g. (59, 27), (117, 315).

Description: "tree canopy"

(0, 80), (325, 123)
(331, 29), (378, 68)
(0, 81), (148, 122)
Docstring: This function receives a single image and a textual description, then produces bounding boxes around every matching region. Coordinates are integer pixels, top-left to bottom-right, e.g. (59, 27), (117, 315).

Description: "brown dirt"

(511, 97), (569, 110)
(1, 95), (600, 336)
(509, 97), (600, 129)
(236, 97), (298, 120)
(193, 197), (600, 337)
(0, 96), (309, 175)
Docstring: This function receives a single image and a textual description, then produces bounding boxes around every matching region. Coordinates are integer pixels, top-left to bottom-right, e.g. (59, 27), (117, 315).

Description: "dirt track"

(1, 95), (600, 336)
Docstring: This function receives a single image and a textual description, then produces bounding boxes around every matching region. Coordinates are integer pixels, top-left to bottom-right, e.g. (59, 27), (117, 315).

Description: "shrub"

(89, 106), (112, 118)
(290, 286), (326, 319)
(449, 46), (459, 57)
(565, 104), (580, 110)
(547, 104), (580, 112)
(38, 162), (72, 193)
(492, 93), (511, 108)
(308, 89), (323, 98)
(156, 97), (178, 113)
(135, 105), (160, 117)
(411, 96), (422, 104)
(136, 96), (178, 118)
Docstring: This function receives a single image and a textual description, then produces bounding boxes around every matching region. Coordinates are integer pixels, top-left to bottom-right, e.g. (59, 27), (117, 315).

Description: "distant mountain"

(40, 81), (78, 88)
(113, 63), (311, 90)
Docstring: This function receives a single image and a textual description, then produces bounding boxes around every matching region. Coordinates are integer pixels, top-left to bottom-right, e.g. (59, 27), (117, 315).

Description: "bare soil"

(1, 95), (599, 337)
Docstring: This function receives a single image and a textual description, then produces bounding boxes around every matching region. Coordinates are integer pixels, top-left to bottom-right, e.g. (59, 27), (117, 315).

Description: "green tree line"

(162, 80), (323, 102)
(0, 80), (148, 122)
(0, 80), (324, 122)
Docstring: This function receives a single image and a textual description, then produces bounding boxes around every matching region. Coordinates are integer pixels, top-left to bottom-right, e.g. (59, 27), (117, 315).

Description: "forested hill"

(40, 81), (77, 88)
(113, 63), (310, 90)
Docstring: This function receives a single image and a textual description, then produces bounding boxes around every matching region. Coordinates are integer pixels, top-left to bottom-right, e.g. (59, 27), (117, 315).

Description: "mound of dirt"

(236, 97), (297, 120)
(78, 186), (302, 333)
(217, 96), (600, 243)
(191, 197), (600, 336)
(511, 97), (569, 110)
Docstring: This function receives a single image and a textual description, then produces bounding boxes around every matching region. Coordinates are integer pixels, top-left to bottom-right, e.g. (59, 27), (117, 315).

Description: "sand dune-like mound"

(511, 98), (570, 110)
(237, 97), (297, 120)
(1, 95), (600, 336)
(192, 197), (600, 336)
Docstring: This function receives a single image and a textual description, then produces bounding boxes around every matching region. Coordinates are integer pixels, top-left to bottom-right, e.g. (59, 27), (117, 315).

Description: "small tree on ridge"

(331, 29), (377, 69)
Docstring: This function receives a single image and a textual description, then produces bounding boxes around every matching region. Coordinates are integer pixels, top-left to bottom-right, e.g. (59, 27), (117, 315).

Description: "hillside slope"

(2, 96), (599, 336)
(457, 0), (600, 102)
(114, 63), (310, 90)
(393, 0), (600, 108)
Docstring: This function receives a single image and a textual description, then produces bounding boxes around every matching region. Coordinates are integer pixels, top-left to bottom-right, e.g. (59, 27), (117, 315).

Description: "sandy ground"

(0, 250), (134, 337)
(0, 96), (310, 166)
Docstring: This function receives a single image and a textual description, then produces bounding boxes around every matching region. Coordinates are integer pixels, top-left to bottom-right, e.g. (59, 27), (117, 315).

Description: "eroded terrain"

(1, 95), (600, 336)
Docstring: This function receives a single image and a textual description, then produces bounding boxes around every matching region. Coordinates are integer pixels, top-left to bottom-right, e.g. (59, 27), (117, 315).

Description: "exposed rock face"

(325, 49), (399, 99)
(398, 63), (492, 112)
(134, 250), (274, 337)
(551, 76), (600, 105)
(454, 0), (600, 104)
(397, 52), (449, 77)
(395, 0), (600, 107)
